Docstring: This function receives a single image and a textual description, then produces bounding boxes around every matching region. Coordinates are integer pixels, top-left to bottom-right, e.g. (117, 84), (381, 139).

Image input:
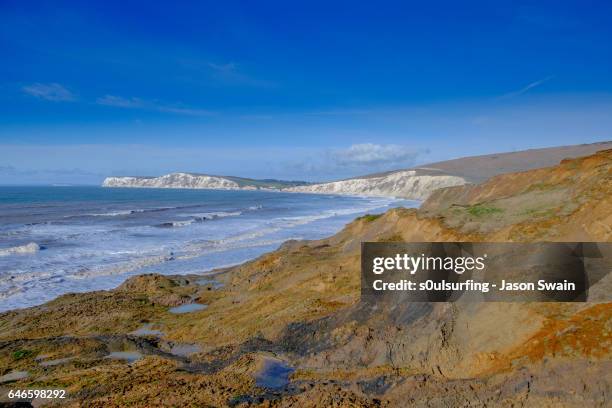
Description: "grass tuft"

(12, 349), (32, 360)
(467, 204), (503, 217)
(357, 214), (382, 223)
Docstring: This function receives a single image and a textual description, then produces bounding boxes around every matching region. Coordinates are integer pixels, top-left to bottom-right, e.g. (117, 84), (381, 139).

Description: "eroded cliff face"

(285, 170), (467, 199)
(103, 170), (466, 200)
(1, 150), (610, 407)
(102, 173), (241, 189)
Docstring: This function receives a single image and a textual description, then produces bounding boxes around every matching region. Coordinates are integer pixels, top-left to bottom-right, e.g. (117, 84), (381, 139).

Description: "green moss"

(12, 349), (32, 360)
(467, 204), (503, 217)
(357, 214), (382, 222)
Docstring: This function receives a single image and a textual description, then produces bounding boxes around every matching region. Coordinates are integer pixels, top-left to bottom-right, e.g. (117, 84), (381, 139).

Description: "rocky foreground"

(1, 149), (611, 407)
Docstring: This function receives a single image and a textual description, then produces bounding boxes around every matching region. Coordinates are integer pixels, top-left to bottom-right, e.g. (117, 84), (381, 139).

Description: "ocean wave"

(51, 234), (287, 281)
(191, 211), (242, 220)
(83, 205), (204, 217)
(0, 285), (24, 300)
(213, 203), (391, 245)
(277, 205), (383, 227)
(0, 194), (406, 311)
(214, 226), (283, 245)
(71, 253), (176, 279)
(0, 270), (56, 286)
(158, 211), (244, 228)
(180, 237), (292, 262)
(90, 210), (134, 217)
(0, 242), (40, 257)
(156, 220), (194, 228)
(88, 208), (164, 217)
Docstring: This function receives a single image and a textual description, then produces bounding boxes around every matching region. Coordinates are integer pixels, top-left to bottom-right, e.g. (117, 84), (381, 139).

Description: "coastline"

(4, 2), (612, 405)
(0, 150), (610, 406)
(0, 189), (414, 313)
(102, 173), (467, 201)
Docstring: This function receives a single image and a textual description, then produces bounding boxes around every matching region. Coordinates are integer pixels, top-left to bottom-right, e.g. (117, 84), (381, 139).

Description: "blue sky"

(1, 0), (611, 184)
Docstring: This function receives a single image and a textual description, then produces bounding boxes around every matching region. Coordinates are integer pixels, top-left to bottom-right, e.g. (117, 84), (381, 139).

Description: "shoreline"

(0, 150), (610, 406)
(0, 191), (413, 313)
(102, 184), (406, 200)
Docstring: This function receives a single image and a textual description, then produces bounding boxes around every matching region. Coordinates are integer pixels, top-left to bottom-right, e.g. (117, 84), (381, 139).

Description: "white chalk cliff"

(103, 171), (466, 199)
(103, 173), (241, 190)
(102, 143), (612, 200)
(284, 170), (466, 200)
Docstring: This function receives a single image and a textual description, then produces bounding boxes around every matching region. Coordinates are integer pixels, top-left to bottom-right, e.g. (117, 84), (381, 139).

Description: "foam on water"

(0, 186), (419, 312)
(0, 242), (40, 256)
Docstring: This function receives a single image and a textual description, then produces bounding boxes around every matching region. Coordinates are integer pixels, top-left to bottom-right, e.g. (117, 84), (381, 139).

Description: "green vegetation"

(467, 204), (503, 217)
(12, 349), (32, 360)
(357, 214), (383, 222)
(527, 182), (556, 192)
(224, 176), (309, 189)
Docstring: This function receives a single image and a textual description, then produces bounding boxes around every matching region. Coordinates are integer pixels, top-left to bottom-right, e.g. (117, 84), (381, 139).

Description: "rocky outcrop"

(285, 170), (466, 199)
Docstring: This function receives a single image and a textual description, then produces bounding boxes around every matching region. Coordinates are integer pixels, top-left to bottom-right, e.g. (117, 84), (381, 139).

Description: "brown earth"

(0, 149), (611, 407)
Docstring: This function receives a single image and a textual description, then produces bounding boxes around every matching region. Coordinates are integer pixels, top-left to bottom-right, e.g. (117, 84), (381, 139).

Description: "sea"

(0, 186), (418, 312)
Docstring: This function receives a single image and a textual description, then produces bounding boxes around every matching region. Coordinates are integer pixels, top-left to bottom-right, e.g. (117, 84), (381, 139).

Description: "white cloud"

(499, 76), (554, 99)
(332, 143), (421, 167)
(96, 95), (213, 116)
(280, 143), (427, 181)
(22, 83), (76, 102)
